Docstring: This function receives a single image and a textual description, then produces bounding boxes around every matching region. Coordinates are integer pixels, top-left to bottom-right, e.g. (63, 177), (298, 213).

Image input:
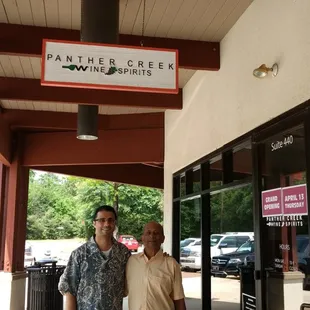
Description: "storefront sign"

(274, 258), (297, 271)
(271, 135), (294, 152)
(266, 215), (303, 227)
(41, 39), (179, 94)
(262, 185), (308, 218)
(282, 184), (308, 216)
(242, 293), (256, 310)
(262, 188), (282, 217)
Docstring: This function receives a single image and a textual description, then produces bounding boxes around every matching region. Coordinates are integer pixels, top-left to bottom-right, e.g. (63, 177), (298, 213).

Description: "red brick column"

(3, 134), (29, 272)
(0, 163), (8, 271)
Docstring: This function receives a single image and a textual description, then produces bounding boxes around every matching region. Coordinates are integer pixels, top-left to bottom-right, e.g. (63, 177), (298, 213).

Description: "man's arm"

(174, 298), (186, 310)
(58, 250), (81, 308)
(123, 249), (132, 297)
(171, 260), (186, 309)
(64, 293), (77, 310)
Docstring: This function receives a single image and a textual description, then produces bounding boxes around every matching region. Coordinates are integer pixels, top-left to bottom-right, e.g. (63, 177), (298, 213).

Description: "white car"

(180, 233), (254, 271)
(210, 233), (254, 258)
(180, 238), (200, 250)
(24, 242), (35, 267)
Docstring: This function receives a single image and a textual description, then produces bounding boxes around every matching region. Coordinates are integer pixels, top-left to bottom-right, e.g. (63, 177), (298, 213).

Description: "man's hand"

(65, 293), (77, 310)
(174, 298), (186, 310)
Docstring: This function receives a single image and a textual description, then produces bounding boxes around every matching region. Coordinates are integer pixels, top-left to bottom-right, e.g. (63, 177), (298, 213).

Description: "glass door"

(257, 124), (309, 310)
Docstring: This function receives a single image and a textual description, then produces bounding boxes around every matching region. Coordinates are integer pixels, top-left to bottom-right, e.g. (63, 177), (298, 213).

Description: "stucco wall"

(164, 0), (310, 252)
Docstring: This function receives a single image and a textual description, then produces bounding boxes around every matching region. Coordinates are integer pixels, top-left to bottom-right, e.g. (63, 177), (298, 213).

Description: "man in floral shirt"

(58, 205), (131, 310)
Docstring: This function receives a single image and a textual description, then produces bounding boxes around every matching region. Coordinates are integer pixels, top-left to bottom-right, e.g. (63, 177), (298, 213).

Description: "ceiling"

(0, 0), (251, 39)
(0, 0), (253, 115)
(0, 0), (254, 187)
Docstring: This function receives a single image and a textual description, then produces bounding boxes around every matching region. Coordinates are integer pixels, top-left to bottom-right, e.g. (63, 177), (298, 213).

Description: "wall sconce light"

(253, 63), (278, 78)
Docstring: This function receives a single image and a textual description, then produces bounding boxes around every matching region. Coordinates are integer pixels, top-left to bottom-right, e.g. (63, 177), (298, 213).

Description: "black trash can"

(239, 265), (256, 310)
(27, 259), (65, 310)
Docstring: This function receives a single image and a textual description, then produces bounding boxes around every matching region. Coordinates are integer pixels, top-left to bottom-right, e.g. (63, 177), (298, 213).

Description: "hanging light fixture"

(76, 0), (119, 140)
(77, 105), (99, 140)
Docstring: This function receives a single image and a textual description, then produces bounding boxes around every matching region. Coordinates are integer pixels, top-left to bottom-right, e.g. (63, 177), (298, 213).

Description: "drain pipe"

(77, 0), (120, 140)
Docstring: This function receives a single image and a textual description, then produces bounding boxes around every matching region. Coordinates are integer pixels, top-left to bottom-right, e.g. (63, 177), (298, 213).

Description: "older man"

(58, 205), (131, 310)
(126, 221), (186, 310)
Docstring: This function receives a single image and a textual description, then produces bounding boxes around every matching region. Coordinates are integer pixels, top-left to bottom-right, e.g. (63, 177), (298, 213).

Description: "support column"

(0, 134), (29, 310)
(0, 163), (8, 271)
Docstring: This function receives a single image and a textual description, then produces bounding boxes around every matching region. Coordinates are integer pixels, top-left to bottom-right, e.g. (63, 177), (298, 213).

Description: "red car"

(118, 235), (139, 252)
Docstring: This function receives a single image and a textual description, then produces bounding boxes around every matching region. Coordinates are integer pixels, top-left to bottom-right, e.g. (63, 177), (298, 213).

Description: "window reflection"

(193, 166), (201, 193)
(179, 198), (202, 306)
(210, 155), (223, 188)
(180, 173), (186, 197)
(233, 141), (252, 181)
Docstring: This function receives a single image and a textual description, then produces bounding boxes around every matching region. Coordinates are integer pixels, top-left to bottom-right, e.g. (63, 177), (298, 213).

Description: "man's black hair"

(92, 205), (117, 221)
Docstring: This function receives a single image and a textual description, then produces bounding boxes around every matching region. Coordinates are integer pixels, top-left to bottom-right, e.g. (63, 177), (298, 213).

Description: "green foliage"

(180, 185), (254, 240)
(27, 171), (254, 242)
(118, 186), (163, 240)
(27, 171), (163, 240)
(210, 186), (253, 234)
(180, 199), (201, 240)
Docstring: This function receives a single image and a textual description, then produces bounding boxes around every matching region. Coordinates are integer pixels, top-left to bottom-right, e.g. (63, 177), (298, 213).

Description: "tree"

(26, 171), (164, 240)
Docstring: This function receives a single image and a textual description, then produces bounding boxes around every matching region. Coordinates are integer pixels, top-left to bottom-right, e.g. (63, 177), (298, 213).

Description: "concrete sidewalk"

(123, 297), (239, 310)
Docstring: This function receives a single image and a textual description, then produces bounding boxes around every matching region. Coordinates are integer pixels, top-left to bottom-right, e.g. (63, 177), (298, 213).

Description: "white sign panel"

(41, 39), (178, 94)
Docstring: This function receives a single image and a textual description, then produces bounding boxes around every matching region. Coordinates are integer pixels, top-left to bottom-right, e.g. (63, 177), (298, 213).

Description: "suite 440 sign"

(41, 39), (178, 94)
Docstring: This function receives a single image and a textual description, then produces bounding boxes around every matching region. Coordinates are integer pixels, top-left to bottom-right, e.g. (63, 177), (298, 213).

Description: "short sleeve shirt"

(58, 236), (131, 310)
(126, 250), (185, 310)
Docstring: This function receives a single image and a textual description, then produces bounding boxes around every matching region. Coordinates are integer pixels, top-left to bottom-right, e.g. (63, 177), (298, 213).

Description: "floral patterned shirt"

(58, 236), (131, 310)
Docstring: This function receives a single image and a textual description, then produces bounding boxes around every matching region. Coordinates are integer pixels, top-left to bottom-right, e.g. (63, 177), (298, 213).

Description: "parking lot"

(25, 239), (242, 309)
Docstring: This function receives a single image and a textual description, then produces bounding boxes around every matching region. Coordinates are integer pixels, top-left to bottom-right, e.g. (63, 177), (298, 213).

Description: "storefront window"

(193, 166), (201, 193)
(179, 198), (202, 307)
(210, 155), (223, 188)
(180, 173), (186, 197)
(210, 184), (253, 307)
(260, 125), (309, 290)
(211, 185), (253, 234)
(233, 141), (252, 181)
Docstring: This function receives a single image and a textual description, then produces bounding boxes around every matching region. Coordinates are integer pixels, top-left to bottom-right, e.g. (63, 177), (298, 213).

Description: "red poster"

(261, 188), (282, 217)
(282, 184), (308, 216)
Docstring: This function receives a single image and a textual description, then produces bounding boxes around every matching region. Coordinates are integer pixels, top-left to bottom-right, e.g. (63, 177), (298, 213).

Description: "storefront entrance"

(172, 103), (310, 310)
(253, 114), (310, 310)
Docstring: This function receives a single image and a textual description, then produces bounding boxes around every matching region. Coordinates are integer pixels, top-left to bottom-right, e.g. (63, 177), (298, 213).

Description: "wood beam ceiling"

(0, 77), (182, 110)
(0, 23), (220, 71)
(34, 164), (163, 189)
(2, 110), (164, 131)
(22, 128), (164, 166)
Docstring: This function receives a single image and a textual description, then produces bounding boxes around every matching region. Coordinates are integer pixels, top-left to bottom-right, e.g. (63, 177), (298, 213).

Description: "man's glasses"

(94, 218), (115, 224)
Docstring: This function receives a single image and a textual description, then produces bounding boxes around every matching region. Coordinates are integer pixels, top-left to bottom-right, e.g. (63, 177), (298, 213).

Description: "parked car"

(180, 238), (200, 251)
(210, 232), (254, 258)
(33, 248), (58, 263)
(211, 239), (254, 277)
(118, 235), (139, 252)
(180, 232), (253, 271)
(180, 240), (202, 271)
(24, 242), (35, 267)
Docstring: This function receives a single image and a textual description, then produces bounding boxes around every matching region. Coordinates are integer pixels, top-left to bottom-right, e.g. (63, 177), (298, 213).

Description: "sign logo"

(62, 64), (118, 75)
